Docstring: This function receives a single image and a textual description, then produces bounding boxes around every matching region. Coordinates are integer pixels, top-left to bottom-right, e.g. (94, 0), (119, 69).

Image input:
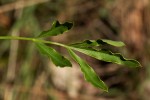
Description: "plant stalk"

(0, 36), (69, 48)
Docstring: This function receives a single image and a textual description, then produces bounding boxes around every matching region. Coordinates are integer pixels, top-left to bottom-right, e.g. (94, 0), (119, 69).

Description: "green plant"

(0, 21), (141, 92)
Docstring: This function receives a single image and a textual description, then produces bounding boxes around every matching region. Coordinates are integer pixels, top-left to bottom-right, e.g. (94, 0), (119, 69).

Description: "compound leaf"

(69, 46), (141, 68)
(36, 42), (72, 67)
(68, 49), (108, 91)
(38, 20), (73, 38)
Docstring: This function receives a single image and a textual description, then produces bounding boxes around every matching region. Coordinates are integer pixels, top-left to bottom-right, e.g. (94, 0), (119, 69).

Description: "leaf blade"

(101, 39), (125, 47)
(38, 21), (73, 38)
(70, 39), (125, 48)
(68, 49), (108, 91)
(69, 46), (141, 68)
(36, 42), (72, 67)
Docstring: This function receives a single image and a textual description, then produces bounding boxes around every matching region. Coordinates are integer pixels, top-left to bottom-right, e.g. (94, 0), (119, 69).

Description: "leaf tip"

(101, 83), (109, 92)
(105, 89), (109, 93)
(101, 86), (109, 92)
(122, 42), (126, 46)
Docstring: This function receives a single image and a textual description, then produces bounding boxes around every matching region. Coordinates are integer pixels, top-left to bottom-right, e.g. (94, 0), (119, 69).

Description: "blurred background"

(0, 0), (150, 100)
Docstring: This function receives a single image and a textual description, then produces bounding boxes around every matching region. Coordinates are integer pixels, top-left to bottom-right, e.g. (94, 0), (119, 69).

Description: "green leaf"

(68, 49), (108, 91)
(38, 20), (73, 37)
(69, 46), (141, 68)
(101, 39), (125, 47)
(36, 42), (72, 67)
(70, 39), (125, 48)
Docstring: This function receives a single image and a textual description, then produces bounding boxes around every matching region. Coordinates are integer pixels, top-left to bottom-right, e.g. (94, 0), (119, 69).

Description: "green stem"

(0, 36), (34, 41)
(37, 39), (68, 48)
(0, 36), (68, 48)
